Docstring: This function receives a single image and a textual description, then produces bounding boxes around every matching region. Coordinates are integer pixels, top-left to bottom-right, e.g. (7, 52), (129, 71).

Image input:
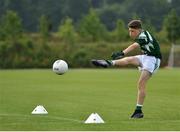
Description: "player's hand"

(111, 51), (124, 60)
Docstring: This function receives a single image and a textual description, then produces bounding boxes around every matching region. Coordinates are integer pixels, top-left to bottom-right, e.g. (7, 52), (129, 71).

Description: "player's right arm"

(123, 42), (139, 55)
(111, 42), (139, 60)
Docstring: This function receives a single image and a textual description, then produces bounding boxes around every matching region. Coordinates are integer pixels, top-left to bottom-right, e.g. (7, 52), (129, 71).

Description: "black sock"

(135, 105), (143, 112)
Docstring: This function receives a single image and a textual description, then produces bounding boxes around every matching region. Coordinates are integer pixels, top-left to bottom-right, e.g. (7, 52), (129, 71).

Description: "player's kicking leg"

(91, 56), (140, 68)
(91, 59), (112, 68)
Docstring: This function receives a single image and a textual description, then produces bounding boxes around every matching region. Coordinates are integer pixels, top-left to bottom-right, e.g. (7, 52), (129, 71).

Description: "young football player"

(92, 20), (162, 118)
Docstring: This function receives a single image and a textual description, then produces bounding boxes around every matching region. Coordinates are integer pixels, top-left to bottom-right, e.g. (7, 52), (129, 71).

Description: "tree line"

(0, 7), (180, 68)
(0, 0), (180, 32)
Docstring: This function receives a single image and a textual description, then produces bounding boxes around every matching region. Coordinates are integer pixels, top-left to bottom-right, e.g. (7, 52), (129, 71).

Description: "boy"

(92, 20), (162, 118)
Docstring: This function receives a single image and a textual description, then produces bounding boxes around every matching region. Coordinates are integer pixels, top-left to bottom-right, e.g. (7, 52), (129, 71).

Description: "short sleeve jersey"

(135, 30), (162, 59)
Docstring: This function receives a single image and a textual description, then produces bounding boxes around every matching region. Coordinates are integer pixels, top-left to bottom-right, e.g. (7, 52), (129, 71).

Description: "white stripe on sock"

(112, 60), (115, 66)
(137, 104), (143, 107)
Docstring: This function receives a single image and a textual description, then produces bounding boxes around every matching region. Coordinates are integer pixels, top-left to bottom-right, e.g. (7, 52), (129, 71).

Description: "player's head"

(128, 20), (142, 39)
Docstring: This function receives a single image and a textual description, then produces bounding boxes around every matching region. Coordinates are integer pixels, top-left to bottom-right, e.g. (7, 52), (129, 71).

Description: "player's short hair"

(128, 20), (142, 29)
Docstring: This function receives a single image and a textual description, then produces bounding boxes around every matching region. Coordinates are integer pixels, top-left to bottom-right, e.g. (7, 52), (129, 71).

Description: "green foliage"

(0, 38), (170, 69)
(156, 28), (169, 43)
(143, 20), (156, 35)
(0, 0), (180, 32)
(61, 0), (91, 21)
(0, 10), (23, 41)
(58, 17), (77, 44)
(111, 19), (128, 42)
(132, 13), (141, 20)
(79, 9), (108, 42)
(97, 4), (121, 30)
(70, 49), (90, 67)
(163, 9), (180, 43)
(0, 33), (54, 69)
(39, 15), (52, 41)
(0, 4), (178, 69)
(0, 37), (34, 68)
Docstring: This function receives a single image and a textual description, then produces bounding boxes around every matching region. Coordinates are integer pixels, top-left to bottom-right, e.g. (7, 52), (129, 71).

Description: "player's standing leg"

(131, 70), (151, 118)
(137, 70), (151, 105)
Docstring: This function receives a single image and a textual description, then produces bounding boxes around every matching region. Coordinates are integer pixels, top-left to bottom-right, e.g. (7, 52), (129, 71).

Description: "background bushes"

(0, 8), (179, 69)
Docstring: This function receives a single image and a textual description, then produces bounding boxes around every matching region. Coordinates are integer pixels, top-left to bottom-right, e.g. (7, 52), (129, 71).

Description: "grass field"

(0, 68), (180, 131)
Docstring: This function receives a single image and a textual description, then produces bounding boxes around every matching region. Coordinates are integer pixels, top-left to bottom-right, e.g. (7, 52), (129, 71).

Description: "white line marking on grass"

(47, 115), (83, 123)
(0, 113), (83, 123)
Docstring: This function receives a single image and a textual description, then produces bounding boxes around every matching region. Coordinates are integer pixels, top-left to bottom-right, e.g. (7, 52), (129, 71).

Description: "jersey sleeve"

(135, 32), (149, 46)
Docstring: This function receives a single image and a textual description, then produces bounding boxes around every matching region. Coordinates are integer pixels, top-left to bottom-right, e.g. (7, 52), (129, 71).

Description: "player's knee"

(123, 60), (129, 65)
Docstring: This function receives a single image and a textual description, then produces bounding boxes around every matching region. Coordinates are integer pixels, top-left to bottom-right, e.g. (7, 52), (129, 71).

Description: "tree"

(143, 20), (156, 35)
(98, 4), (120, 30)
(164, 9), (180, 43)
(58, 17), (77, 44)
(111, 19), (128, 42)
(61, 0), (91, 22)
(39, 15), (52, 41)
(79, 9), (107, 42)
(0, 10), (23, 41)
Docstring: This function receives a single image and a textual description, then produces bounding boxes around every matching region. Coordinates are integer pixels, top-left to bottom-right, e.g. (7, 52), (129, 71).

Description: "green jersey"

(135, 30), (162, 59)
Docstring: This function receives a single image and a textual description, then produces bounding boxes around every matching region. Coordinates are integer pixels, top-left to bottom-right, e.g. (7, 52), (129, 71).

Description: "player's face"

(129, 28), (141, 39)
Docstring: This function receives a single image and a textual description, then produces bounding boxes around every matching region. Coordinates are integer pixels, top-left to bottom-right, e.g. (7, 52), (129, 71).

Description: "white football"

(52, 60), (68, 75)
